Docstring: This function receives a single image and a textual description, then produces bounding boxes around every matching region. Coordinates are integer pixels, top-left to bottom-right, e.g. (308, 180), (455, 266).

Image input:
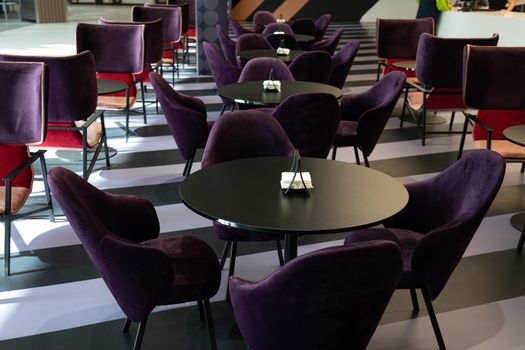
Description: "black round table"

(391, 60), (416, 71)
(294, 34), (315, 43)
(503, 125), (525, 232)
(180, 157), (409, 262)
(217, 80), (343, 106)
(97, 78), (127, 95)
(238, 49), (304, 64)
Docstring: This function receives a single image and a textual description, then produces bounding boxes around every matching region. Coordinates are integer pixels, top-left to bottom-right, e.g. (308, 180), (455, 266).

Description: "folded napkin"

(276, 18), (286, 23)
(263, 80), (281, 92)
(273, 31), (286, 35)
(280, 172), (313, 190)
(276, 47), (290, 56)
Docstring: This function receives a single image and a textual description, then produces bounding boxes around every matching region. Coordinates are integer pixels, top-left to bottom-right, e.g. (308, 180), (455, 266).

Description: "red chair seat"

(36, 122), (103, 149)
(0, 145), (33, 215)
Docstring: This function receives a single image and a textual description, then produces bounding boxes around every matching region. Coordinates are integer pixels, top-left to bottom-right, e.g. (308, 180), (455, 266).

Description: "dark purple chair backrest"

(253, 10), (275, 33)
(48, 166), (162, 321)
(384, 149), (505, 299)
(229, 15), (253, 38)
(329, 39), (360, 89)
(215, 24), (237, 66)
(0, 51), (97, 123)
(311, 27), (343, 55)
(463, 45), (525, 110)
(229, 241), (403, 350)
(203, 41), (241, 88)
(416, 33), (499, 88)
(99, 16), (164, 65)
(291, 18), (315, 36)
(351, 71), (406, 156)
(272, 93), (341, 158)
(0, 62), (47, 144)
(143, 2), (190, 34)
(239, 57), (295, 82)
(236, 33), (273, 56)
(266, 33), (299, 50)
(289, 51), (331, 83)
(150, 72), (208, 160)
(376, 17), (435, 59)
(314, 13), (331, 41)
(133, 4), (182, 43)
(262, 22), (293, 35)
(76, 23), (144, 74)
(201, 110), (294, 167)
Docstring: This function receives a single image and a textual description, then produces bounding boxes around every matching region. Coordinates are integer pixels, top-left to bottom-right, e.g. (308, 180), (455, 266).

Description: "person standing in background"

(416, 0), (452, 21)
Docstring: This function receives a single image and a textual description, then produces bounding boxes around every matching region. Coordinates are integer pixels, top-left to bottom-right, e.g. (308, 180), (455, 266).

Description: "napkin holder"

(281, 150), (312, 195)
(263, 68), (281, 92)
(273, 31), (286, 35)
(276, 40), (290, 56)
(276, 18), (286, 23)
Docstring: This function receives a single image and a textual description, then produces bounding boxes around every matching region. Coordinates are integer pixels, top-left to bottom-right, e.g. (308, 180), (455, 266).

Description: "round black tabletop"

(238, 49), (304, 64)
(97, 78), (128, 95)
(294, 34), (315, 43)
(217, 80), (343, 106)
(391, 60), (416, 71)
(180, 157), (408, 260)
(503, 125), (525, 147)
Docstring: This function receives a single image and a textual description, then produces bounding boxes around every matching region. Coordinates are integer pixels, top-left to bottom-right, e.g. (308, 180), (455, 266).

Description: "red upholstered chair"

(404, 33), (499, 145)
(375, 18), (435, 81)
(0, 62), (54, 276)
(76, 23), (146, 142)
(0, 51), (110, 181)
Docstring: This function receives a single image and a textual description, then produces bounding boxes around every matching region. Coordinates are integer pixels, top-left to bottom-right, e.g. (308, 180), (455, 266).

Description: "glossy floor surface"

(1, 5), (525, 350)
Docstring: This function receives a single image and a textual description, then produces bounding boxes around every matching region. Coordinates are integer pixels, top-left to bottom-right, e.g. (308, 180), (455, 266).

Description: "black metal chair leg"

(125, 87), (130, 143)
(353, 146), (361, 165)
(101, 113), (111, 168)
(400, 84), (409, 127)
(197, 300), (205, 321)
(517, 226), (525, 252)
(4, 204), (12, 276)
(220, 104), (227, 115)
(331, 146), (337, 160)
(219, 240), (232, 270)
(410, 288), (420, 312)
(122, 318), (132, 333)
(140, 79), (147, 124)
(226, 241), (237, 302)
(133, 318), (148, 350)
(203, 299), (218, 350)
(449, 111), (455, 130)
(182, 157), (194, 177)
(422, 289), (447, 350)
(421, 95), (427, 146)
(276, 240), (284, 266)
(458, 114), (470, 159)
(39, 153), (55, 223)
(521, 162), (525, 173)
(363, 153), (370, 168)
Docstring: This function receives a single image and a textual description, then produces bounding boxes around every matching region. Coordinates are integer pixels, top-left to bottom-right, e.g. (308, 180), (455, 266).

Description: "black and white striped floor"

(1, 14), (525, 350)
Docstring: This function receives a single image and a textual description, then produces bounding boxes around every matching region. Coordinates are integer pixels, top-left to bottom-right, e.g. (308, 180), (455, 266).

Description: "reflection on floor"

(1, 5), (525, 350)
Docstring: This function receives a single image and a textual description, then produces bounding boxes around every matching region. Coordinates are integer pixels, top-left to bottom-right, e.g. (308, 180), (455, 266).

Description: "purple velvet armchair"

(328, 39), (360, 89)
(150, 72), (212, 176)
(344, 149), (506, 350)
(215, 24), (237, 67)
(310, 27), (343, 55)
(239, 57), (295, 82)
(48, 167), (221, 350)
(272, 93), (341, 158)
(0, 51), (110, 181)
(288, 50), (331, 83)
(314, 13), (331, 41)
(201, 110), (294, 299)
(290, 18), (316, 36)
(332, 71), (406, 166)
(0, 62), (54, 276)
(230, 241), (403, 350)
(203, 41), (241, 114)
(262, 22), (294, 35)
(235, 33), (273, 67)
(229, 14), (253, 38)
(253, 10), (275, 33)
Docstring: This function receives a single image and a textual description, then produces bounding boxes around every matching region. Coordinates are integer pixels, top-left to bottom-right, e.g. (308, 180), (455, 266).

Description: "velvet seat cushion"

(333, 120), (359, 146)
(141, 235), (221, 304)
(36, 122), (102, 149)
(407, 88), (465, 111)
(0, 145), (33, 215)
(471, 110), (525, 157)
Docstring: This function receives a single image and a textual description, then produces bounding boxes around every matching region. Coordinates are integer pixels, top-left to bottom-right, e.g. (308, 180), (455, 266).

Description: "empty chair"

(332, 71), (406, 166)
(239, 57), (295, 82)
(229, 14), (253, 38)
(0, 62), (54, 276)
(201, 110), (294, 298)
(48, 167), (220, 350)
(290, 18), (316, 36)
(404, 33), (499, 145)
(150, 72), (213, 176)
(253, 10), (275, 33)
(236, 33), (273, 67)
(328, 40), (360, 89)
(203, 41), (241, 114)
(375, 18), (435, 80)
(230, 241), (403, 350)
(314, 13), (331, 41)
(288, 51), (331, 83)
(76, 23), (145, 142)
(0, 51), (110, 180)
(272, 93), (341, 158)
(310, 27), (343, 55)
(344, 149), (505, 350)
(215, 24), (237, 67)
(262, 22), (294, 35)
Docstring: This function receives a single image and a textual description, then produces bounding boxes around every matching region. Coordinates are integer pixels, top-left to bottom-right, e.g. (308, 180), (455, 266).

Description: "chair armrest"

(100, 235), (173, 321)
(75, 110), (105, 129)
(407, 79), (433, 94)
(463, 112), (493, 149)
(3, 150), (46, 182)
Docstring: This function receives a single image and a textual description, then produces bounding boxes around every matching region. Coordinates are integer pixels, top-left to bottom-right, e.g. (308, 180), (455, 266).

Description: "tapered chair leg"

(219, 240), (232, 270)
(203, 299), (218, 350)
(422, 289), (447, 350)
(410, 288), (420, 312)
(122, 318), (132, 333)
(182, 156), (194, 177)
(140, 79), (147, 124)
(220, 104), (227, 116)
(363, 154), (370, 168)
(4, 209), (12, 276)
(521, 162), (525, 173)
(400, 84), (409, 127)
(331, 146), (337, 160)
(449, 111), (455, 130)
(197, 300), (205, 321)
(133, 318), (148, 350)
(353, 146), (361, 165)
(226, 241), (237, 302)
(517, 227), (525, 252)
(276, 240), (284, 266)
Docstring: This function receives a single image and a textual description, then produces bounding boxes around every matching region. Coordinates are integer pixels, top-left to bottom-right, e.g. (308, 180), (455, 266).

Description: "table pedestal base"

(510, 212), (525, 231)
(284, 234), (298, 263)
(55, 147), (118, 162)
